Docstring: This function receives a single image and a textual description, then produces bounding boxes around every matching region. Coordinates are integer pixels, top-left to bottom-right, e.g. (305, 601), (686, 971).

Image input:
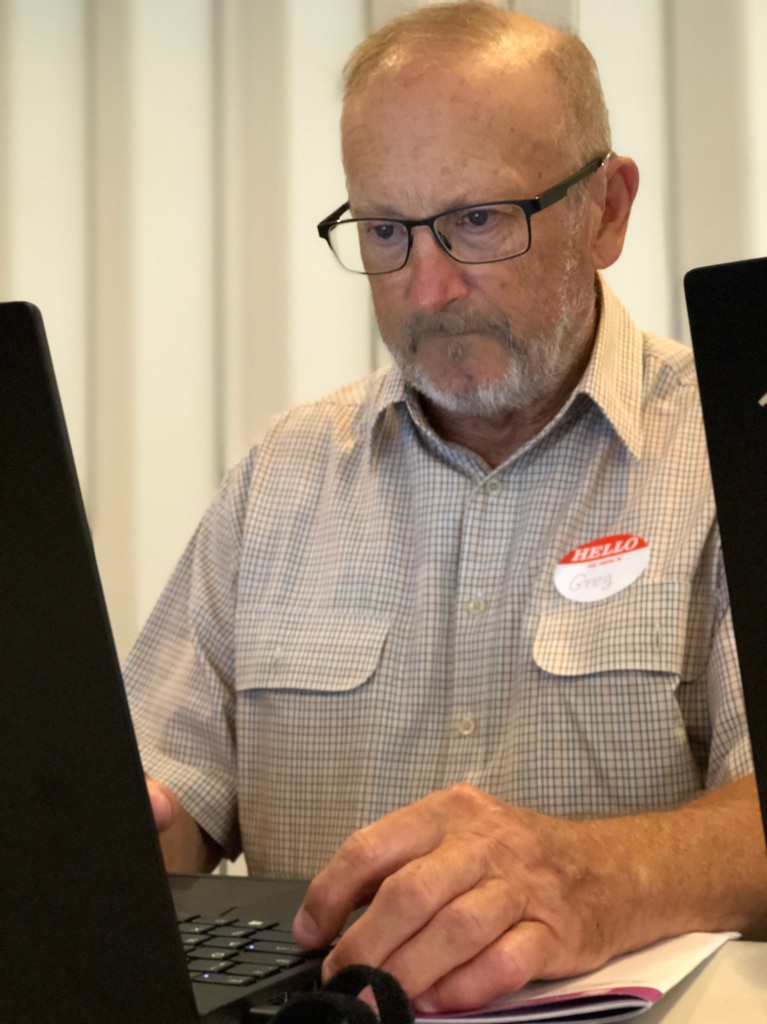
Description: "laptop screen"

(684, 256), (767, 845)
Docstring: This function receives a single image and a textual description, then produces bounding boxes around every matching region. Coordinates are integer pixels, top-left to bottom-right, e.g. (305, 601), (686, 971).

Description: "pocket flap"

(236, 608), (390, 693)
(533, 583), (690, 678)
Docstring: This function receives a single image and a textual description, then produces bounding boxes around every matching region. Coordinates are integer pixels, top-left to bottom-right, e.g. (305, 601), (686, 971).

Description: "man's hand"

(293, 779), (767, 1014)
(146, 776), (179, 834)
(294, 785), (627, 1012)
(145, 776), (222, 873)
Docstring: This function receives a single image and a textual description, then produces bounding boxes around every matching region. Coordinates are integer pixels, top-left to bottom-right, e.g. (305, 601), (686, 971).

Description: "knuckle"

(439, 783), (510, 832)
(338, 825), (382, 875)
(434, 928), (543, 1011)
(438, 899), (489, 949)
(379, 861), (436, 916)
(430, 955), (505, 1013)
(446, 781), (481, 804)
(439, 782), (485, 816)
(491, 932), (532, 983)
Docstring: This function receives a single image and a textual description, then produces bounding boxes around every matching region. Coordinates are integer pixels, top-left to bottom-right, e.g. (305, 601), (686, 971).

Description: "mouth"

(404, 314), (513, 356)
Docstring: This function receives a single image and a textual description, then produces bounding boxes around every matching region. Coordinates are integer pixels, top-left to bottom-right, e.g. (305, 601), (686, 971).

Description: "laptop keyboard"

(178, 912), (326, 987)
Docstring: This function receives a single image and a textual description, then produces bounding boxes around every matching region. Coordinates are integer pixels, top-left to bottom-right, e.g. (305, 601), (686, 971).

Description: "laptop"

(0, 302), (327, 1022)
(684, 256), (767, 845)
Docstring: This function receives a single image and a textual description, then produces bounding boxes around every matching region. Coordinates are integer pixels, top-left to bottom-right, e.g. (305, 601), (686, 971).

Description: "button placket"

(450, 477), (509, 769)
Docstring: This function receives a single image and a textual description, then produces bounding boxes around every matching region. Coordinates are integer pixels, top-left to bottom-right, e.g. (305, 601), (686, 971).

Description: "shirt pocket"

(235, 607), (390, 694)
(528, 582), (706, 813)
(532, 580), (693, 680)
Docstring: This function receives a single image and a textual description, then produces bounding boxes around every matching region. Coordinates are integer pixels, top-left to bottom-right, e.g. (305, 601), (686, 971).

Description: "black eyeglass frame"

(317, 152), (612, 275)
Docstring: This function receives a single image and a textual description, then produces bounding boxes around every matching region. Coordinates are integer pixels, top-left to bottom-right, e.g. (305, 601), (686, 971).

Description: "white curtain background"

(1, 0), (765, 661)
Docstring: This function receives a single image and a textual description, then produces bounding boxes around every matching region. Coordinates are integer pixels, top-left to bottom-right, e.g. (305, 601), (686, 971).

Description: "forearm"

(590, 774), (767, 946)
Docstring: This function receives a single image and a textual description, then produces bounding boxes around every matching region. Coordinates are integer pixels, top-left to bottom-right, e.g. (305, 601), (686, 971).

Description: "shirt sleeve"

(123, 448), (257, 860)
(703, 534), (755, 788)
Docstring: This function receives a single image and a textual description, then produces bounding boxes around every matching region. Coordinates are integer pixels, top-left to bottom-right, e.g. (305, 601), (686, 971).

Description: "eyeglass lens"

(329, 203), (531, 274)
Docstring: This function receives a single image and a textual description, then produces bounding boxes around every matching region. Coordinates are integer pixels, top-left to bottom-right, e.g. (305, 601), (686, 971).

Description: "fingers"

(145, 776), (178, 834)
(327, 856), (561, 1013)
(294, 798), (448, 948)
(319, 839), (488, 978)
(364, 875), (526, 997)
(295, 786), (513, 955)
(414, 920), (557, 1014)
(145, 776), (223, 872)
(294, 785), (614, 1013)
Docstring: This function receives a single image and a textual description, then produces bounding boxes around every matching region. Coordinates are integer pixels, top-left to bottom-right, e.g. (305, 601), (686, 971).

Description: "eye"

(372, 222), (396, 240)
(360, 220), (404, 245)
(465, 208), (492, 228)
(448, 205), (518, 238)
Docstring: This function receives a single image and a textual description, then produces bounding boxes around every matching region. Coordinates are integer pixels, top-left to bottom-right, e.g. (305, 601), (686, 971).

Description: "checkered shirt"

(124, 277), (752, 878)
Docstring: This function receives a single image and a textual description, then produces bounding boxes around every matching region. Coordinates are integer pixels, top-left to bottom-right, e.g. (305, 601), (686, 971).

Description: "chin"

(386, 293), (590, 418)
(409, 366), (534, 417)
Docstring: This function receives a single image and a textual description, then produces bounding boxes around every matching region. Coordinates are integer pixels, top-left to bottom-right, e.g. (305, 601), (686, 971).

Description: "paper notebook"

(414, 932), (736, 1023)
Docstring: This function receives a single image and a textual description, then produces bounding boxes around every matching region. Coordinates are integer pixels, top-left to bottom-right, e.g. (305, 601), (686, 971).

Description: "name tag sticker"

(554, 534), (649, 604)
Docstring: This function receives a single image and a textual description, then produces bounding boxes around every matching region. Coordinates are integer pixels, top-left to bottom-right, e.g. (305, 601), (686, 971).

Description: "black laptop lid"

(0, 302), (198, 1023)
(684, 257), (767, 844)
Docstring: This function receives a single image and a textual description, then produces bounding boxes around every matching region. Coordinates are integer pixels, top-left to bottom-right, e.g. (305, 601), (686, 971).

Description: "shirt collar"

(576, 274), (644, 459)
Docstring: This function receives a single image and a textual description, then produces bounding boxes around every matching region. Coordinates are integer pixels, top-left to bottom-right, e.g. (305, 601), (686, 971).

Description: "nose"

(404, 225), (471, 312)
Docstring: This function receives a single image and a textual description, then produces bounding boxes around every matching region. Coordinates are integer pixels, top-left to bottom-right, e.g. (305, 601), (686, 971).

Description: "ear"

(591, 156), (640, 270)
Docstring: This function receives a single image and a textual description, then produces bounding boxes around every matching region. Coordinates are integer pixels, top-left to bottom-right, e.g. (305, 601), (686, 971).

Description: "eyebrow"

(349, 194), (499, 219)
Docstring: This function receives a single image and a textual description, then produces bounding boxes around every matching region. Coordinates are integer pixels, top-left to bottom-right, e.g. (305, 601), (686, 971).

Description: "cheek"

(369, 279), (407, 333)
(483, 264), (547, 331)
(492, 242), (590, 333)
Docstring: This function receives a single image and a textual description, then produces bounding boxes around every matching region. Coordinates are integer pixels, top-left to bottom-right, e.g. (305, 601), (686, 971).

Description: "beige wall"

(0, 0), (765, 659)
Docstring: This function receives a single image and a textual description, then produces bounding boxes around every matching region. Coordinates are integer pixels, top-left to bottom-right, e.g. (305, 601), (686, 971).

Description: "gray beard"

(386, 281), (593, 417)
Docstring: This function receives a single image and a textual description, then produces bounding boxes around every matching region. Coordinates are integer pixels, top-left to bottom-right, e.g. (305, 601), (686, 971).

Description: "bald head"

(343, 0), (610, 165)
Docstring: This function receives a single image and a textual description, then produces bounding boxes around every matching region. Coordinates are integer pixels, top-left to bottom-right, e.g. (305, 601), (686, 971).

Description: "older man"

(128, 1), (767, 1015)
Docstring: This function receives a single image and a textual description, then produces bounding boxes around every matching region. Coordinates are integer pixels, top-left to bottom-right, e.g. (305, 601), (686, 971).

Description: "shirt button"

(456, 717), (477, 737)
(466, 596), (488, 615)
(485, 478), (502, 496)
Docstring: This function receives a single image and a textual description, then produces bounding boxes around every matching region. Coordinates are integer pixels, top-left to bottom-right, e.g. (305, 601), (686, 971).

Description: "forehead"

(341, 60), (564, 214)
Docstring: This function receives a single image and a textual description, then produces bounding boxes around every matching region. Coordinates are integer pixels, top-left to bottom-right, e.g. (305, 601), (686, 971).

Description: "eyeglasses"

(317, 153), (611, 276)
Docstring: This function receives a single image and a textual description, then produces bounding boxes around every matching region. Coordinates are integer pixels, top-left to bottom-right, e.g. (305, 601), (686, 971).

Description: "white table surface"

(636, 940), (767, 1022)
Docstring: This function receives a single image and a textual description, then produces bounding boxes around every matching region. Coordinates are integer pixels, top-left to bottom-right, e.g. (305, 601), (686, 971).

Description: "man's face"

(341, 60), (602, 417)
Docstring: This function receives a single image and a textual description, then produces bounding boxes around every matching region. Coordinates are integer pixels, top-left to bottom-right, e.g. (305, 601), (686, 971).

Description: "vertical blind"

(0, 0), (764, 658)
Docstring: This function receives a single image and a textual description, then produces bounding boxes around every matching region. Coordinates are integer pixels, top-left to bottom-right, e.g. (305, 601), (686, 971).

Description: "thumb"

(146, 777), (177, 834)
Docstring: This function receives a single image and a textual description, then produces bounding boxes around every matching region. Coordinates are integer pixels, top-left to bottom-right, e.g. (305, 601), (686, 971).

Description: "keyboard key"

(187, 959), (230, 973)
(246, 940), (316, 957)
(179, 921), (214, 935)
(210, 926), (258, 939)
(226, 964), (281, 980)
(197, 948), (233, 960)
(238, 951), (305, 968)
(202, 937), (251, 950)
(193, 972), (253, 986)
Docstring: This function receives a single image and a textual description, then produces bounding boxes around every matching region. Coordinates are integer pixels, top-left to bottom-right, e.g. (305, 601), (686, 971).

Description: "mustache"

(402, 311), (518, 353)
